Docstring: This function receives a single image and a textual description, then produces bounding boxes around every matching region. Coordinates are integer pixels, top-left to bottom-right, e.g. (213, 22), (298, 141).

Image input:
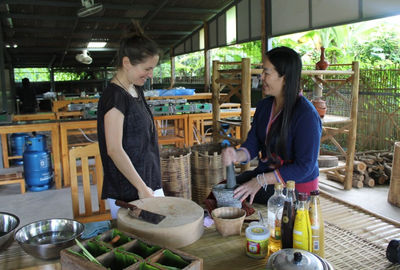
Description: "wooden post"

(241, 58), (251, 142)
(169, 48), (175, 89)
(241, 58), (251, 171)
(261, 0), (266, 63)
(343, 61), (360, 190)
(204, 21), (210, 92)
(212, 60), (221, 142)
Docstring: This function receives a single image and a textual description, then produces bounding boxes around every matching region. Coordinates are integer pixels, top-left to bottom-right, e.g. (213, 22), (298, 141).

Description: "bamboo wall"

(302, 68), (400, 152)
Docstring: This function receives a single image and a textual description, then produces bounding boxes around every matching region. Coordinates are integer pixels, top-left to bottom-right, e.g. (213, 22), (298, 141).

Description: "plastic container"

(245, 225), (269, 259)
(156, 89), (195, 96)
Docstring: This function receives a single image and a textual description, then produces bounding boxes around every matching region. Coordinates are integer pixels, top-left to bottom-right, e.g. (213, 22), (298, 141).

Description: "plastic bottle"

(281, 180), (297, 249)
(293, 193), (312, 251)
(267, 183), (285, 257)
(309, 189), (325, 257)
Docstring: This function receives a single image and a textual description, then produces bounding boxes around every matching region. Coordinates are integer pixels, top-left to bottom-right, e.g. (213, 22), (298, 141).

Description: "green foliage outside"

(14, 16), (400, 82)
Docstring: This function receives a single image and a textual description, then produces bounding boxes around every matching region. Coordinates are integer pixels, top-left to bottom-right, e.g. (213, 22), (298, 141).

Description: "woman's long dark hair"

(265, 46), (302, 163)
(116, 21), (160, 67)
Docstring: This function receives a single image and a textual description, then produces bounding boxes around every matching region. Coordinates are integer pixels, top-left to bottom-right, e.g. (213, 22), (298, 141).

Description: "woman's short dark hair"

(116, 21), (160, 67)
(265, 46), (302, 161)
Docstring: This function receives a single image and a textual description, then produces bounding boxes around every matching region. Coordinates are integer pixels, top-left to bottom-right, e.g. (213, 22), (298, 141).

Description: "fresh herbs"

(74, 239), (102, 266)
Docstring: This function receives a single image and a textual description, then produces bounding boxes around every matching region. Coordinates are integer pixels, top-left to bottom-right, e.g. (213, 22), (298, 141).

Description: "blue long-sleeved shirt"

(240, 95), (322, 185)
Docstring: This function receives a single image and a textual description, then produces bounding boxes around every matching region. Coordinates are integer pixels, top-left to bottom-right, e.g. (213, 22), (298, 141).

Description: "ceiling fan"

(75, 50), (93, 64)
(77, 0), (103, 17)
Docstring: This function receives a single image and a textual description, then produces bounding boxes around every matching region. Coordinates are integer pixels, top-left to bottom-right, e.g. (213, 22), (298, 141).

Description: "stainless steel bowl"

(15, 218), (84, 260)
(0, 212), (20, 251)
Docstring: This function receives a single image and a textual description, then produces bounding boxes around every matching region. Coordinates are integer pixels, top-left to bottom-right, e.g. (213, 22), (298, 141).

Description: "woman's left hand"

(233, 178), (261, 205)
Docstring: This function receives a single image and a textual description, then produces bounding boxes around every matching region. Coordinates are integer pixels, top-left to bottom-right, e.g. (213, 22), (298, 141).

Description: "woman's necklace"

(114, 75), (137, 97)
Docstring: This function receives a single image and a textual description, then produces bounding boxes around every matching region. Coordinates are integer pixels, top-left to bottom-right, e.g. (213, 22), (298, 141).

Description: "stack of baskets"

(160, 147), (191, 199)
(190, 143), (226, 206)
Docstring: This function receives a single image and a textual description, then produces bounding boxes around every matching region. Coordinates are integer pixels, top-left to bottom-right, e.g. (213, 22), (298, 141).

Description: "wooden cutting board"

(117, 197), (204, 248)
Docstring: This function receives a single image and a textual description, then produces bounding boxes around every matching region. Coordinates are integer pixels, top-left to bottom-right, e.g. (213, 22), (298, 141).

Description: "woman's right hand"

(222, 147), (238, 166)
(138, 186), (154, 199)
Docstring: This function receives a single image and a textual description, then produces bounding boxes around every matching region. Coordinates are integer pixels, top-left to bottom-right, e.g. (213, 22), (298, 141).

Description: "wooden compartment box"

(60, 229), (202, 270)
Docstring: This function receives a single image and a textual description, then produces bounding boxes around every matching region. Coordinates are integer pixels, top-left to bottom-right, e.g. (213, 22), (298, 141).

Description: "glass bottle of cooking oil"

(293, 193), (312, 251)
(267, 182), (285, 257)
(309, 189), (325, 257)
(281, 180), (297, 249)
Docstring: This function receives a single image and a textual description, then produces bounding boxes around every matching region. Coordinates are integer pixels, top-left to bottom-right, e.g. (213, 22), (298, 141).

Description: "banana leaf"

(110, 250), (137, 270)
(157, 250), (189, 269)
(137, 240), (161, 258)
(139, 262), (161, 270)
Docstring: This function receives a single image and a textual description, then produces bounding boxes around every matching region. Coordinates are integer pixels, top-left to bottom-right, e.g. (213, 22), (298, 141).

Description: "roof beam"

(5, 27), (190, 36)
(0, 1), (219, 13)
(141, 0), (169, 28)
(0, 13), (202, 25)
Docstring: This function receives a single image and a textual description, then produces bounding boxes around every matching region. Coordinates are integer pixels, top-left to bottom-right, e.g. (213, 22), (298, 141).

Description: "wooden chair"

(0, 167), (25, 194)
(69, 142), (111, 223)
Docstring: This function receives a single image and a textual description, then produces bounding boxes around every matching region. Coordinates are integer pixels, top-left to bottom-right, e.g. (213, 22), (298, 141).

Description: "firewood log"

(352, 180), (363, 189)
(383, 163), (392, 179)
(359, 158), (375, 165)
(353, 160), (367, 173)
(326, 172), (344, 183)
(363, 175), (375, 187)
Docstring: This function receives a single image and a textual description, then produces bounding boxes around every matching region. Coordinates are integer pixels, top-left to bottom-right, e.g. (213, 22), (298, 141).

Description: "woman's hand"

(222, 147), (238, 166)
(233, 177), (261, 205)
(138, 186), (154, 199)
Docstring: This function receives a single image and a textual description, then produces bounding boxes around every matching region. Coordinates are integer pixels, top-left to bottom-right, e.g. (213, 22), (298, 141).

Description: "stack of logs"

(326, 151), (393, 188)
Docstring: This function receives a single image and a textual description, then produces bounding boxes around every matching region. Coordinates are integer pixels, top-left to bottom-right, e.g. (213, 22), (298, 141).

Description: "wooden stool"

(0, 167), (25, 194)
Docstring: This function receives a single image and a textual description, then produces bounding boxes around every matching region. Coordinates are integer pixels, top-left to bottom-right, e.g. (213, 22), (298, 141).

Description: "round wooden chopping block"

(318, 155), (339, 168)
(117, 196), (204, 248)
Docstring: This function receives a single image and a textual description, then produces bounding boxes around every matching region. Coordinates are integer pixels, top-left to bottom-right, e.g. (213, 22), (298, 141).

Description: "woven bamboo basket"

(190, 143), (226, 206)
(160, 147), (191, 199)
(388, 141), (400, 207)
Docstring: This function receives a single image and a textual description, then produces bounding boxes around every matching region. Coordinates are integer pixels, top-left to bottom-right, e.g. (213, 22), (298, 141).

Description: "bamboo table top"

(2, 195), (399, 270)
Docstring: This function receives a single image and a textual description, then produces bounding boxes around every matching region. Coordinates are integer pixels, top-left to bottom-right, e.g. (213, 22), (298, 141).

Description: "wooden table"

(52, 98), (99, 112)
(12, 113), (56, 122)
(0, 121), (62, 189)
(147, 93), (226, 101)
(59, 119), (97, 187)
(154, 114), (189, 147)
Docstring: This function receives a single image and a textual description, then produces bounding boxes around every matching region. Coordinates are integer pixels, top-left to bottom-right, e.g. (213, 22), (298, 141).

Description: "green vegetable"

(75, 239), (102, 266)
(67, 248), (87, 260)
(87, 240), (111, 257)
(110, 229), (131, 246)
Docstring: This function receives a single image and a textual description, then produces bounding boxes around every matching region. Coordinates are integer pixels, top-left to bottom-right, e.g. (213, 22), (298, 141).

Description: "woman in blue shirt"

(222, 46), (322, 204)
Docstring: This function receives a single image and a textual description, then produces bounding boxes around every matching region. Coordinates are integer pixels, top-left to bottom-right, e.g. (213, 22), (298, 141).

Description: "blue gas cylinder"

(23, 135), (53, 191)
(10, 133), (29, 165)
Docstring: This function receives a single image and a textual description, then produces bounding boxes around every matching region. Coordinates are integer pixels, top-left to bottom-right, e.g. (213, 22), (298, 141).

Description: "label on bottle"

(293, 210), (310, 250)
(268, 211), (276, 237)
(313, 238), (320, 251)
